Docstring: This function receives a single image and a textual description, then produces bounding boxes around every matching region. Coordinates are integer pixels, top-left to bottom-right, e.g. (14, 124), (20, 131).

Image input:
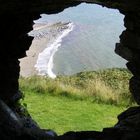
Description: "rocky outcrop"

(0, 0), (140, 140)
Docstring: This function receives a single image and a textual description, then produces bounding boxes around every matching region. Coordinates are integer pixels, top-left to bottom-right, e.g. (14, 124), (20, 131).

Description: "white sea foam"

(35, 22), (74, 79)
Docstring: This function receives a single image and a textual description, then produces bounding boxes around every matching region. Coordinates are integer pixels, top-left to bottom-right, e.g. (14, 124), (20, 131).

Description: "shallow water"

(36, 3), (126, 77)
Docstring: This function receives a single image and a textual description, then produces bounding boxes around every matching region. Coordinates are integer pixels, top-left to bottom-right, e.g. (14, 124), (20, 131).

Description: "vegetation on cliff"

(20, 68), (133, 106)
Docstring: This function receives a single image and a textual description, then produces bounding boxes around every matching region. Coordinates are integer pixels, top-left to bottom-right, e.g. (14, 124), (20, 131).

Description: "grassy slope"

(19, 68), (132, 134)
(23, 92), (125, 134)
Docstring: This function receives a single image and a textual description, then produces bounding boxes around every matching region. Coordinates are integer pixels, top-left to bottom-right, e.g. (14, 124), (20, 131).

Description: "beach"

(20, 4), (126, 78)
(19, 22), (72, 77)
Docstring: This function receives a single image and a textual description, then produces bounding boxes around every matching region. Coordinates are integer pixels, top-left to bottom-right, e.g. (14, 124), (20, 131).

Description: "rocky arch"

(0, 0), (140, 140)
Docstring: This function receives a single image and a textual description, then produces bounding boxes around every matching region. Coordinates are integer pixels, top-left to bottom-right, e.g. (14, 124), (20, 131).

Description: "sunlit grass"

(19, 68), (133, 134)
(22, 92), (125, 134)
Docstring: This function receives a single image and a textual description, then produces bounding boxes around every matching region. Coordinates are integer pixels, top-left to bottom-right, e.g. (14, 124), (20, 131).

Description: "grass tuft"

(19, 68), (133, 106)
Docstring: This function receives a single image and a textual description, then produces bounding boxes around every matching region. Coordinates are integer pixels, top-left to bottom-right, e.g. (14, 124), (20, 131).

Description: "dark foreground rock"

(0, 99), (57, 140)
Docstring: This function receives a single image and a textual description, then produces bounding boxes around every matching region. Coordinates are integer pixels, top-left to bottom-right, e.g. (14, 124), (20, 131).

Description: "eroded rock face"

(116, 10), (140, 105)
(0, 0), (140, 140)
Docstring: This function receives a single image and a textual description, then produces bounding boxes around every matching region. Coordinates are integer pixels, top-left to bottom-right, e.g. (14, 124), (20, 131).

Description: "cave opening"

(19, 3), (130, 135)
(0, 0), (140, 140)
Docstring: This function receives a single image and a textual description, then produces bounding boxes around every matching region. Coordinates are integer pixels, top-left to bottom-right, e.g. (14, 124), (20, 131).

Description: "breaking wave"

(35, 22), (74, 78)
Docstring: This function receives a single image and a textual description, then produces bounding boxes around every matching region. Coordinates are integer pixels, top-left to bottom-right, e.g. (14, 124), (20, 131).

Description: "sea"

(34, 3), (126, 78)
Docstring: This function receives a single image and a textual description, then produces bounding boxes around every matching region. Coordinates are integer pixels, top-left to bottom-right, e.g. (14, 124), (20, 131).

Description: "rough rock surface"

(0, 0), (140, 140)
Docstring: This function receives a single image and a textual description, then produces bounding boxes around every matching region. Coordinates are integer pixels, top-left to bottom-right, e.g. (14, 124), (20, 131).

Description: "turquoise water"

(37, 3), (126, 76)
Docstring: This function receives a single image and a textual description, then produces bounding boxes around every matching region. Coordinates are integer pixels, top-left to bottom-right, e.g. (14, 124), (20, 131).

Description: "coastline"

(19, 22), (71, 77)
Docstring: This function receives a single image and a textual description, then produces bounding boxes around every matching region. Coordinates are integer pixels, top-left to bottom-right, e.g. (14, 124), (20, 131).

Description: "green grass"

(19, 68), (133, 135)
(22, 92), (125, 135)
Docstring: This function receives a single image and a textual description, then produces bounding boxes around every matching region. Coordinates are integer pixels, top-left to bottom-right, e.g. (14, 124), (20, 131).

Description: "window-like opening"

(19, 3), (132, 135)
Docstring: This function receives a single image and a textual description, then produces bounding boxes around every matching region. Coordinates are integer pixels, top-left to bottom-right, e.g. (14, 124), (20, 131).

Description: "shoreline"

(34, 22), (74, 78)
(19, 22), (71, 77)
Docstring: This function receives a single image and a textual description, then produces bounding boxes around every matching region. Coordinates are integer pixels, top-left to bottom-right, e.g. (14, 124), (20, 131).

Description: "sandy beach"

(19, 22), (70, 77)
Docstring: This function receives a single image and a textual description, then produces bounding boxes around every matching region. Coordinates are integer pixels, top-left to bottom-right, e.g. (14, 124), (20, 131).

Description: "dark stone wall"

(0, 0), (140, 140)
(0, 14), (35, 103)
(116, 10), (140, 105)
